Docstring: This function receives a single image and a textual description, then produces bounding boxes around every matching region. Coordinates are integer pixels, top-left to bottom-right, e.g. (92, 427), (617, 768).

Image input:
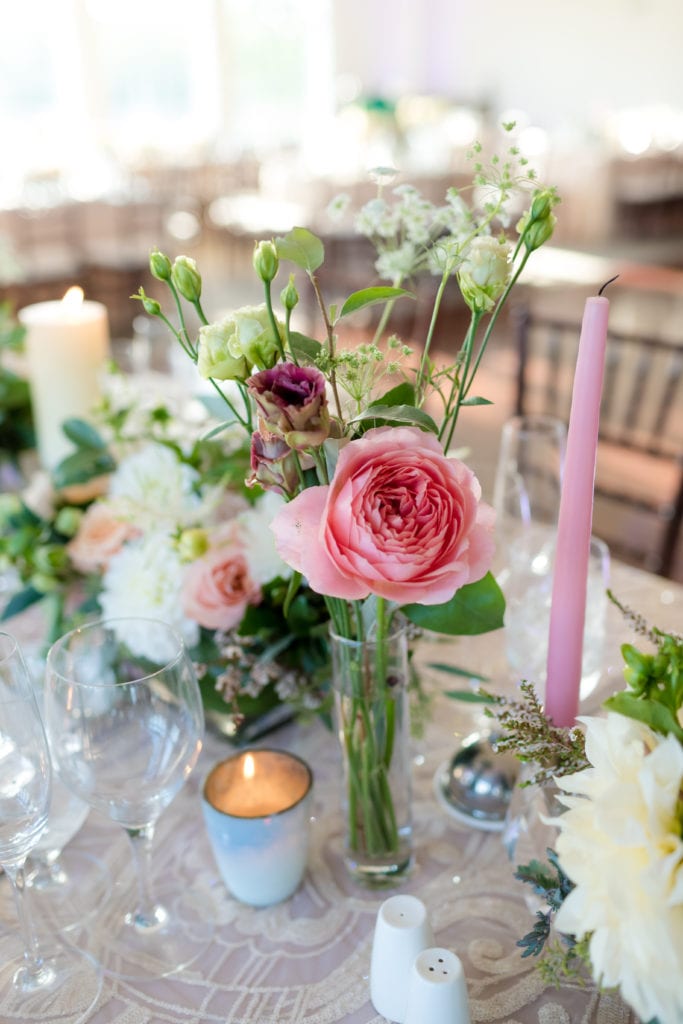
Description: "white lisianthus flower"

(237, 491), (292, 585)
(553, 712), (683, 1024)
(108, 443), (212, 530)
(457, 235), (512, 313)
(99, 531), (199, 657)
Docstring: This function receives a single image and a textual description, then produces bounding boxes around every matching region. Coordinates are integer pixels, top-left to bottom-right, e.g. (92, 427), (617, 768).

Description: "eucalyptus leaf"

(62, 418), (107, 450)
(403, 572), (505, 636)
(349, 404), (439, 434)
(275, 227), (324, 273)
(52, 449), (116, 489)
(339, 286), (414, 319)
(1, 586), (44, 621)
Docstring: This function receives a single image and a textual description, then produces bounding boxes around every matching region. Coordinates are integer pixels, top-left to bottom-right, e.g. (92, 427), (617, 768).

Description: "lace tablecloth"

(2, 560), (680, 1024)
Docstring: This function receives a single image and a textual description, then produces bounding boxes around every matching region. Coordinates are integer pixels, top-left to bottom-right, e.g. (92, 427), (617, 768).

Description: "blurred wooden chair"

(513, 304), (683, 578)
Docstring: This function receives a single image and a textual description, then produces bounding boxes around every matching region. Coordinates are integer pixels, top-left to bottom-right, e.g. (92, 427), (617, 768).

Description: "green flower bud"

(54, 506), (83, 538)
(529, 189), (555, 223)
(177, 528), (209, 562)
(171, 256), (202, 303)
(522, 214), (556, 253)
(133, 287), (161, 316)
(280, 274), (299, 312)
(253, 240), (279, 284)
(30, 572), (59, 594)
(149, 249), (172, 281)
(33, 544), (69, 576)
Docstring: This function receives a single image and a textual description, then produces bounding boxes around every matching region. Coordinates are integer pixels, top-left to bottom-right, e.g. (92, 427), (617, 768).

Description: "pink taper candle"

(544, 291), (610, 727)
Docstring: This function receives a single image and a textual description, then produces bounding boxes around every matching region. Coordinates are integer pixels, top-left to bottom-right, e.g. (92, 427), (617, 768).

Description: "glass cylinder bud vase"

(330, 618), (414, 886)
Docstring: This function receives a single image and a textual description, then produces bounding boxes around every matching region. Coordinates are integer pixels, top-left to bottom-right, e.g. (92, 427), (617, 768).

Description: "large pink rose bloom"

(271, 426), (495, 605)
(182, 532), (261, 630)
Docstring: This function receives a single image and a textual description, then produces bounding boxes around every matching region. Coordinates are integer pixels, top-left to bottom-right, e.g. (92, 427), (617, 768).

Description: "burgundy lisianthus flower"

(247, 363), (330, 450)
(248, 430), (299, 496)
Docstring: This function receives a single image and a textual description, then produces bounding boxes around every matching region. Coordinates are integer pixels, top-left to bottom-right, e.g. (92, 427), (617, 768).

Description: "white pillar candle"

(19, 288), (110, 469)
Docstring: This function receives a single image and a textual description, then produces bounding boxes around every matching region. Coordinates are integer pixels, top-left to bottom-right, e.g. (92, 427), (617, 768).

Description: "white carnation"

(554, 712), (683, 1024)
(237, 491), (292, 585)
(99, 532), (199, 658)
(108, 443), (211, 530)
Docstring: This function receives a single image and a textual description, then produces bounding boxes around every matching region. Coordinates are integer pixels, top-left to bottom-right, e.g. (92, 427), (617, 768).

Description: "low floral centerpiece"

(487, 595), (683, 1024)
(2, 127), (559, 879)
(130, 128), (558, 880)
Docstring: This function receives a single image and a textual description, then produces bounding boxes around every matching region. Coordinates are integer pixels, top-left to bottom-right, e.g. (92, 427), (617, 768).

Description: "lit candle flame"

(243, 753), (255, 781)
(61, 286), (84, 309)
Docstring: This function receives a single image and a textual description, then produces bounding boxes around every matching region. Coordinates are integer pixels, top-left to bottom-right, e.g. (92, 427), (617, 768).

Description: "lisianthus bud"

(134, 288), (161, 316)
(522, 213), (556, 253)
(253, 240), (279, 283)
(149, 249), (172, 281)
(280, 274), (299, 312)
(171, 256), (202, 302)
(457, 236), (511, 313)
(33, 544), (69, 576)
(247, 363), (330, 450)
(177, 527), (209, 562)
(529, 189), (555, 224)
(54, 506), (83, 538)
(197, 319), (250, 381)
(247, 431), (299, 496)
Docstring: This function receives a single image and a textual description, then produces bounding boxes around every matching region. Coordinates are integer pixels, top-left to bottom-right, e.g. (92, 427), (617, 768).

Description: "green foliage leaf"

(403, 572), (505, 636)
(52, 448), (116, 489)
(444, 689), (492, 703)
(603, 691), (683, 742)
(275, 228), (324, 273)
(61, 418), (107, 450)
(288, 331), (323, 364)
(427, 662), (488, 681)
(339, 286), (414, 319)
(349, 404), (439, 434)
(460, 396), (493, 407)
(1, 586), (44, 621)
(370, 381), (416, 408)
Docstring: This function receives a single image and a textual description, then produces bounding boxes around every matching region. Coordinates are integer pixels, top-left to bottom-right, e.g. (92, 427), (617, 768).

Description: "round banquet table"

(1, 558), (679, 1024)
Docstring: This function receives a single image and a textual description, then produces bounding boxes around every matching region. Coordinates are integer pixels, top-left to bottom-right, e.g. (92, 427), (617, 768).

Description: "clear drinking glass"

(0, 631), (102, 1023)
(44, 617), (210, 981)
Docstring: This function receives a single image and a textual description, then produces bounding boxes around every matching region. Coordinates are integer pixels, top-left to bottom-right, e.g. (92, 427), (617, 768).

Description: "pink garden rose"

(271, 426), (495, 605)
(67, 503), (138, 574)
(182, 531), (262, 630)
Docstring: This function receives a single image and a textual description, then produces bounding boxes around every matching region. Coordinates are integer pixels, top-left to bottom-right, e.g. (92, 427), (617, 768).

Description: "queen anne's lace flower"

(553, 712), (683, 1024)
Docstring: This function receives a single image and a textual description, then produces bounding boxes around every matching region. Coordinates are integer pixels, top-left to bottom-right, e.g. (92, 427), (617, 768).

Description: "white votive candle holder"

(370, 894), (434, 1023)
(202, 748), (313, 907)
(404, 947), (471, 1024)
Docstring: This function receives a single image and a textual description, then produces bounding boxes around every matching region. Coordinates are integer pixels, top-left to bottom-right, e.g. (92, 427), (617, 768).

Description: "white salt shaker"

(370, 895), (435, 1023)
(404, 947), (471, 1024)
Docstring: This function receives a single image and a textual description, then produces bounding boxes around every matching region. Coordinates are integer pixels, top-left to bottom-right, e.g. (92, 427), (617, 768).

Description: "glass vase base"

(344, 842), (415, 888)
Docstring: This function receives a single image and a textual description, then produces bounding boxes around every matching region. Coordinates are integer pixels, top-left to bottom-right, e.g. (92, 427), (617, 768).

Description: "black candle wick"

(598, 274), (619, 296)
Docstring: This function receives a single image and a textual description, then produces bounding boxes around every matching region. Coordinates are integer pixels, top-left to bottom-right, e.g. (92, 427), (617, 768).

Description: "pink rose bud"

(247, 363), (330, 451)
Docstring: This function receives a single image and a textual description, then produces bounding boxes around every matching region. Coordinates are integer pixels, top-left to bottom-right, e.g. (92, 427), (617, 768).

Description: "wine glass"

(493, 414), (567, 691)
(0, 631), (102, 1024)
(44, 617), (210, 981)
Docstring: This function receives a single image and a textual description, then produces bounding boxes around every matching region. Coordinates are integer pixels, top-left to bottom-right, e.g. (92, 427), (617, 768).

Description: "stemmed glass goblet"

(44, 617), (210, 981)
(0, 631), (102, 1023)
